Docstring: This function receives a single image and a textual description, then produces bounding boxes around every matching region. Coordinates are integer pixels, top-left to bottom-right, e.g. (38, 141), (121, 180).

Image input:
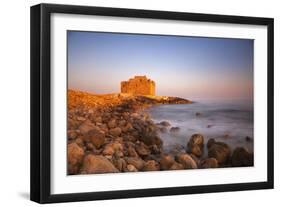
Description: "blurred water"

(146, 99), (254, 154)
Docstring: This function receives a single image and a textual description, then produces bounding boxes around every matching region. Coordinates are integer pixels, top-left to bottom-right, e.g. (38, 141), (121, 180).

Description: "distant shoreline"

(68, 89), (193, 110)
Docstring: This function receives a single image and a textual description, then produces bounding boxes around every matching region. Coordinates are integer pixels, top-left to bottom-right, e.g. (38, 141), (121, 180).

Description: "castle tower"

(121, 76), (156, 96)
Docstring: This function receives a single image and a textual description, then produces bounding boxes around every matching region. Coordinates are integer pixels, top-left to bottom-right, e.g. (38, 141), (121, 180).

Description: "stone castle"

(121, 76), (156, 96)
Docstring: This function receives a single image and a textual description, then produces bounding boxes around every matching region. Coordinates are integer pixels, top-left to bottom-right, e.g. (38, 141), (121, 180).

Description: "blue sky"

(68, 31), (253, 99)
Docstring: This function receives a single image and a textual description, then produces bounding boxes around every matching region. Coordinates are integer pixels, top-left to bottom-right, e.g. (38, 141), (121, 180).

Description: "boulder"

(231, 147), (254, 167)
(99, 124), (109, 133)
(67, 130), (77, 140)
(135, 142), (151, 157)
(159, 121), (171, 127)
(81, 155), (119, 174)
(143, 160), (160, 171)
(67, 143), (85, 174)
(195, 112), (201, 116)
(109, 127), (122, 137)
(207, 138), (216, 149)
(77, 116), (86, 121)
(190, 153), (201, 166)
(79, 120), (95, 135)
(127, 164), (138, 172)
(75, 137), (84, 147)
(190, 145), (202, 157)
(102, 142), (123, 156)
(125, 157), (145, 170)
(150, 144), (162, 155)
(127, 145), (138, 157)
(86, 142), (94, 151)
(88, 109), (94, 114)
(112, 157), (127, 172)
(170, 127), (180, 133)
(108, 119), (117, 129)
(102, 144), (115, 156)
(68, 118), (78, 129)
(131, 113), (139, 118)
(187, 134), (204, 157)
(114, 150), (124, 158)
(188, 134), (204, 146)
(95, 116), (103, 123)
(87, 128), (105, 149)
(139, 133), (163, 147)
(169, 162), (184, 170)
(118, 120), (127, 127)
(176, 153), (197, 169)
(160, 155), (175, 170)
(208, 140), (231, 165)
(121, 123), (133, 133)
(200, 158), (219, 168)
(245, 136), (253, 142)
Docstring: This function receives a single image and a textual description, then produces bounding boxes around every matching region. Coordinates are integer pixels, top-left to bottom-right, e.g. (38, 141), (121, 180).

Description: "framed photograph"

(30, 3), (274, 203)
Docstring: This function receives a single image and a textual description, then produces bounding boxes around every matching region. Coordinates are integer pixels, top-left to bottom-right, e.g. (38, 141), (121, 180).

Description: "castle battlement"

(121, 75), (156, 96)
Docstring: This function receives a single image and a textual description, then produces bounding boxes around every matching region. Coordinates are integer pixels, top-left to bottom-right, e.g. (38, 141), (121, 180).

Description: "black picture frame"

(30, 3), (274, 204)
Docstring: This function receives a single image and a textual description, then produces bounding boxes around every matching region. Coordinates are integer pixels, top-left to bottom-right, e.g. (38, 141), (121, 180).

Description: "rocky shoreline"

(67, 90), (253, 175)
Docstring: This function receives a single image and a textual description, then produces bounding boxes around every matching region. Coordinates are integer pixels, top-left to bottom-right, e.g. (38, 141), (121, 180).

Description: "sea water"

(146, 99), (254, 155)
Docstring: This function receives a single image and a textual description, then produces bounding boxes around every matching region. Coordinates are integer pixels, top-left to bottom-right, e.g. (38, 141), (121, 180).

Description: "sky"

(68, 31), (253, 100)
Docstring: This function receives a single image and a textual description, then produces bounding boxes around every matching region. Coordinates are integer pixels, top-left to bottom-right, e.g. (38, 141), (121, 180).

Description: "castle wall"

(121, 76), (155, 96)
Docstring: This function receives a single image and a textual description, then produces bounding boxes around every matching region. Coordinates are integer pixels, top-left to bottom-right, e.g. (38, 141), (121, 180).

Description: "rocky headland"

(67, 89), (253, 175)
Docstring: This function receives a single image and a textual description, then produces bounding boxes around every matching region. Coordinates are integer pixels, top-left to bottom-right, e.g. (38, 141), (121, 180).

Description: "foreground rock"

(112, 157), (127, 172)
(207, 139), (231, 165)
(169, 162), (185, 170)
(200, 158), (219, 168)
(160, 155), (175, 170)
(143, 160), (160, 171)
(187, 134), (204, 157)
(109, 127), (122, 137)
(67, 90), (253, 174)
(231, 147), (253, 167)
(81, 155), (119, 174)
(127, 164), (138, 172)
(102, 141), (123, 156)
(86, 128), (105, 149)
(176, 153), (197, 169)
(125, 157), (145, 170)
(67, 143), (85, 174)
(79, 120), (96, 135)
(135, 142), (151, 157)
